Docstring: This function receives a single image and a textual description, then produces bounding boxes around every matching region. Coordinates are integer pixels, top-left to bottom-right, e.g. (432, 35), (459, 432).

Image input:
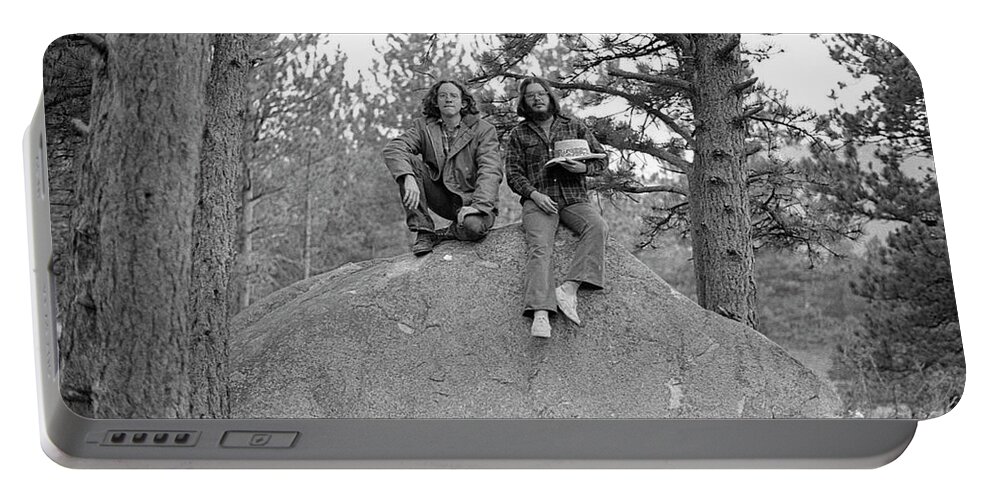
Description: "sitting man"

(382, 80), (503, 255)
(505, 76), (609, 338)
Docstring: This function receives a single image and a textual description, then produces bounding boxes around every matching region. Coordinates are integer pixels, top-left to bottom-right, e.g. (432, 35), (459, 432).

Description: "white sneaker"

(531, 314), (551, 338)
(555, 286), (582, 325)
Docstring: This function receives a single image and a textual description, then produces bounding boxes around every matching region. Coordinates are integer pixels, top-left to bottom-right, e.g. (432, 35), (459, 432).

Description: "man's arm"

(505, 128), (537, 200)
(469, 122), (504, 215)
(382, 121), (424, 182)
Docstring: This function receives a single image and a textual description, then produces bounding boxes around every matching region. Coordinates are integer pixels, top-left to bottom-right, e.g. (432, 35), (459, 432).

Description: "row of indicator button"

(100, 430), (297, 448)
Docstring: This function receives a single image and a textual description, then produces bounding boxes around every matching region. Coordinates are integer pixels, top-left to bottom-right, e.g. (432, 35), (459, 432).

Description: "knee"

(584, 216), (608, 240)
(461, 215), (488, 241)
(526, 236), (554, 258)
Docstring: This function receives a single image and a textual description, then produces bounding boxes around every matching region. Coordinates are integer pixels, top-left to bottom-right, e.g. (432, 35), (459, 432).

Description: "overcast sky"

(323, 33), (875, 114)
(743, 34), (876, 113)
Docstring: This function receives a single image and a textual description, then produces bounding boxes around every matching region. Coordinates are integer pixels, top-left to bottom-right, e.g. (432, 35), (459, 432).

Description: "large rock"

(229, 224), (841, 418)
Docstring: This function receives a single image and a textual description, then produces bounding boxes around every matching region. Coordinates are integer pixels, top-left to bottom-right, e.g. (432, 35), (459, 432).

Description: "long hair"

(421, 80), (479, 119)
(516, 77), (561, 120)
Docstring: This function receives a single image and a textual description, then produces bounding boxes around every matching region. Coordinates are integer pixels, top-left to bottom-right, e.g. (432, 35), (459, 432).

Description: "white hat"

(544, 139), (606, 166)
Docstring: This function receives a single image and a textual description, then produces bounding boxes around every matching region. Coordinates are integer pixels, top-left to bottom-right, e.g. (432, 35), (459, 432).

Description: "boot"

(411, 231), (437, 256)
(436, 224), (457, 242)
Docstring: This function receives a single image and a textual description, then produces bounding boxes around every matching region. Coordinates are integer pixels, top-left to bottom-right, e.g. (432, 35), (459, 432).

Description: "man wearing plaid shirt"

(505, 77), (609, 339)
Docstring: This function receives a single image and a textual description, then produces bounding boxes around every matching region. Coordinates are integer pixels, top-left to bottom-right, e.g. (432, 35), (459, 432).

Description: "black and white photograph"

(40, 33), (962, 422)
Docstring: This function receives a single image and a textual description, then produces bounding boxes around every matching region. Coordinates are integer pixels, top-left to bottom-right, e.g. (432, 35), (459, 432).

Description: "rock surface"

(229, 224), (841, 418)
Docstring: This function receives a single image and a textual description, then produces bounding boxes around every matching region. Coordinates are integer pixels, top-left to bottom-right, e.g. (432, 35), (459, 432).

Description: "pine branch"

(614, 184), (688, 195)
(249, 185), (286, 203)
(637, 201), (690, 249)
(731, 77), (759, 95)
(741, 103), (764, 119)
(751, 114), (833, 153)
(716, 34), (741, 61)
(654, 112), (694, 146)
(665, 34), (692, 53)
(467, 34), (544, 84)
(745, 141), (764, 157)
(597, 134), (691, 173)
(606, 68), (695, 94)
(494, 71), (695, 144)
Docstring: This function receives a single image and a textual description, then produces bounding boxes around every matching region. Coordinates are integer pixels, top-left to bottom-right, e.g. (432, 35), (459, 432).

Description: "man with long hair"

(383, 80), (503, 255)
(505, 76), (609, 338)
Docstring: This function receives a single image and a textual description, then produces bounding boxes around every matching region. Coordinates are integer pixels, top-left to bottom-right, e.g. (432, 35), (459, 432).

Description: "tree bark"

(303, 151), (313, 279)
(237, 160), (255, 310)
(43, 37), (94, 333)
(687, 34), (757, 328)
(62, 34), (211, 418)
(234, 79), (266, 312)
(188, 34), (253, 418)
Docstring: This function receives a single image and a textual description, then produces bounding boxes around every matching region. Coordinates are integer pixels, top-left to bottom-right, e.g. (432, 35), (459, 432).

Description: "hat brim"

(544, 153), (606, 167)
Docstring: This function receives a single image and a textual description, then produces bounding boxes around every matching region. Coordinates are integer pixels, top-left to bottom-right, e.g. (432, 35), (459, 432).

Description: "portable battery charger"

(26, 33), (962, 468)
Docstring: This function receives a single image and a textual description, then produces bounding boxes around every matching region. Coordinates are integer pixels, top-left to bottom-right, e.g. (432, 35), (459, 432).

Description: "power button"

(220, 431), (298, 448)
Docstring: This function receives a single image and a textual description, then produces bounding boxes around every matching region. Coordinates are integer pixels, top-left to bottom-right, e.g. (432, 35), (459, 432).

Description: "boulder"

(229, 224), (841, 418)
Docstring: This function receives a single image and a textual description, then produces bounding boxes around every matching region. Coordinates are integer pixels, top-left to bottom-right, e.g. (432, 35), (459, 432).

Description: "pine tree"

(819, 34), (962, 417)
(61, 34), (212, 418)
(42, 36), (94, 330)
(472, 34), (820, 328)
(188, 33), (257, 418)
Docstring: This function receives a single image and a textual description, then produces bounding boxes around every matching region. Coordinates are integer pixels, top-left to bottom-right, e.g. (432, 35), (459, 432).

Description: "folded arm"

(382, 122), (424, 182)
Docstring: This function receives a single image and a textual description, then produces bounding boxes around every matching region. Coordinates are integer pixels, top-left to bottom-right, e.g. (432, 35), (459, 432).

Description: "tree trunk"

(687, 34), (757, 328)
(188, 34), (253, 418)
(237, 163), (255, 310)
(43, 36), (94, 332)
(303, 151), (313, 279)
(62, 34), (211, 418)
(234, 86), (265, 311)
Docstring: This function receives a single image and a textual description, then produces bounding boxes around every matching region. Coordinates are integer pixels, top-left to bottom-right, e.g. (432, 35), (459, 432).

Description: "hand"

(530, 191), (558, 215)
(457, 206), (482, 225)
(554, 158), (587, 174)
(401, 175), (420, 210)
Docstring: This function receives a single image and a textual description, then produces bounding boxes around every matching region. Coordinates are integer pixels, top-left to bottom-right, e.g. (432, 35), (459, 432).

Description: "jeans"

(521, 199), (607, 316)
(398, 154), (494, 241)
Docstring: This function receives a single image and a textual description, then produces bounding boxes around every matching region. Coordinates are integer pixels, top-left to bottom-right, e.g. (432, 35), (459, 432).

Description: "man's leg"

(450, 212), (495, 242)
(398, 155), (437, 234)
(558, 201), (608, 289)
(555, 202), (608, 324)
(420, 181), (494, 243)
(521, 200), (559, 317)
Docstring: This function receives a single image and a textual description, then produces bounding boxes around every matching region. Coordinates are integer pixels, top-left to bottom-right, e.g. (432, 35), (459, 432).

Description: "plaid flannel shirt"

(505, 115), (607, 207)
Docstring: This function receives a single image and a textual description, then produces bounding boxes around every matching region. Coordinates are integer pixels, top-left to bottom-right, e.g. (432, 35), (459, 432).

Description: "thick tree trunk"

(237, 163), (255, 310)
(62, 34), (211, 418)
(235, 85), (265, 311)
(303, 152), (313, 279)
(43, 37), (94, 331)
(188, 34), (253, 418)
(687, 34), (757, 328)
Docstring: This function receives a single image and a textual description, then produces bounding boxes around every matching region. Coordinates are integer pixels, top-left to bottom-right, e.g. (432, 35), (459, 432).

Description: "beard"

(524, 105), (553, 122)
